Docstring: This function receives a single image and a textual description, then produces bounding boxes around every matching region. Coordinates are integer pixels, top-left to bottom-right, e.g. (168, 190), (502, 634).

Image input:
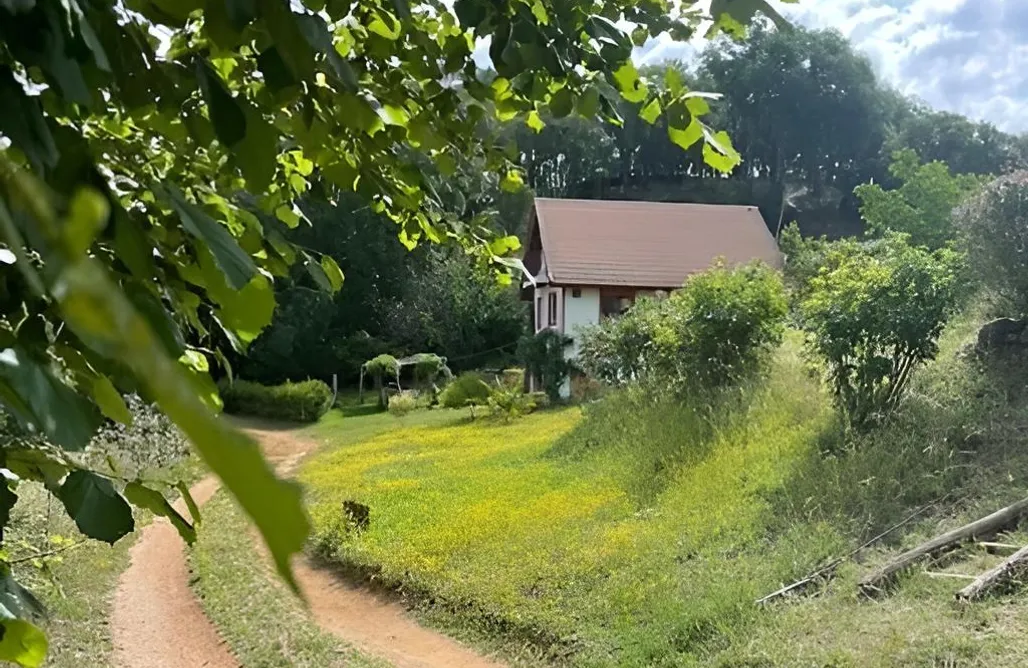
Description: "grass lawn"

(300, 321), (1028, 666)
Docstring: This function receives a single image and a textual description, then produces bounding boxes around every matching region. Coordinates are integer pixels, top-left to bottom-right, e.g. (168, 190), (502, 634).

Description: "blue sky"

(634, 0), (1028, 133)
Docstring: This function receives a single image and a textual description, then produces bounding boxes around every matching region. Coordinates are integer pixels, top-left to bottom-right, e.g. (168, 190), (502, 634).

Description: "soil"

(110, 417), (504, 668)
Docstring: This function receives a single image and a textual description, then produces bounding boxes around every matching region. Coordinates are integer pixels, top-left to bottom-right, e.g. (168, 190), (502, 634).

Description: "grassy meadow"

(300, 315), (1028, 666)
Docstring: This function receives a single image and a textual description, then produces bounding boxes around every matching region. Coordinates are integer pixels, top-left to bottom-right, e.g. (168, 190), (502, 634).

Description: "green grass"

(300, 315), (1028, 666)
(3, 450), (207, 668)
(5, 482), (136, 668)
(188, 491), (387, 668)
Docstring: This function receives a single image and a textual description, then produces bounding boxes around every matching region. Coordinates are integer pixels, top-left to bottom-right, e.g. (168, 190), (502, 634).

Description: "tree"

(856, 149), (983, 249)
(800, 235), (962, 428)
(0, 1), (786, 660)
(700, 26), (888, 199)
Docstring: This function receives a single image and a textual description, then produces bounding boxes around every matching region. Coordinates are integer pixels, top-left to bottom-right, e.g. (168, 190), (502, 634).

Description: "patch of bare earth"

(110, 417), (504, 668)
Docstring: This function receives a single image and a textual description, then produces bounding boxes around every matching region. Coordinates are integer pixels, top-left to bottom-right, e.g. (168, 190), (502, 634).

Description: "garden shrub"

(220, 379), (332, 423)
(499, 368), (525, 390)
(439, 372), (492, 410)
(487, 386), (539, 422)
(388, 391), (418, 418)
(412, 353), (450, 390)
(959, 171), (1028, 314)
(518, 330), (574, 402)
(800, 234), (962, 428)
(578, 261), (788, 395)
(365, 354), (400, 408)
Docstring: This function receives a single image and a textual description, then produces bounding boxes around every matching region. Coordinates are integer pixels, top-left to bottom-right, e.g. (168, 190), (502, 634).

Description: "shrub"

(800, 234), (962, 428)
(959, 171), (1028, 314)
(578, 261), (788, 395)
(412, 354), (450, 389)
(220, 379), (332, 423)
(518, 330), (574, 402)
(85, 395), (190, 477)
(364, 354), (400, 408)
(439, 372), (492, 410)
(388, 391), (418, 418)
(487, 386), (538, 422)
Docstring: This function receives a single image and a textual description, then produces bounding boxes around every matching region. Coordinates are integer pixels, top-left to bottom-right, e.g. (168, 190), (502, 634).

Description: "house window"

(600, 288), (636, 320)
(572, 288), (582, 298)
(536, 295), (543, 331)
(548, 292), (558, 327)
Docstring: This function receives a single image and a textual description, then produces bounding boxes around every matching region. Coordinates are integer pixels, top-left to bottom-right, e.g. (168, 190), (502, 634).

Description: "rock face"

(976, 318), (1028, 355)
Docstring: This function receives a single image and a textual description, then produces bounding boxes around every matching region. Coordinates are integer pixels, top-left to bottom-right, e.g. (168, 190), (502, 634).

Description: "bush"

(959, 171), (1028, 313)
(412, 353), (449, 389)
(364, 354), (399, 408)
(388, 391), (418, 418)
(800, 234), (962, 428)
(498, 368), (525, 391)
(438, 372), (493, 410)
(518, 330), (574, 402)
(487, 386), (538, 421)
(578, 261), (788, 395)
(220, 379), (332, 423)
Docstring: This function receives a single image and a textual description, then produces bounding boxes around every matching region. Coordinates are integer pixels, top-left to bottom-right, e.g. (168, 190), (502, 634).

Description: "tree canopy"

(0, 0), (792, 662)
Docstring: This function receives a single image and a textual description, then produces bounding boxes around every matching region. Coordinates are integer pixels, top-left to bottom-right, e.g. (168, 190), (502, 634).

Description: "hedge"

(220, 379), (333, 423)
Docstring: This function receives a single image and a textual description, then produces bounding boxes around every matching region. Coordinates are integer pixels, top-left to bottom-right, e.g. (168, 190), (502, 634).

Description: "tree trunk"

(859, 496), (1028, 596)
(956, 544), (1028, 601)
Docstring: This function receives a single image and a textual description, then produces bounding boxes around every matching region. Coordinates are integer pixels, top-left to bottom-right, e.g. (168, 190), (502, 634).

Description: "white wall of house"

(563, 287), (600, 357)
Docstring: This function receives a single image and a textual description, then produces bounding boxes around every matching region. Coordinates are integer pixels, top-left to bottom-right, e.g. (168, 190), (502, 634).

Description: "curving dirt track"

(111, 418), (503, 668)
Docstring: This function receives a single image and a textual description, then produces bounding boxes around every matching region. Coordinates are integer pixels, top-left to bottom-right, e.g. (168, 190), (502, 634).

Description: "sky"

(633, 0), (1028, 134)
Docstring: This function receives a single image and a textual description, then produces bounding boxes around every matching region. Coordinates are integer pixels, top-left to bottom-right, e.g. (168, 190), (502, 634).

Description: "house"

(521, 198), (783, 392)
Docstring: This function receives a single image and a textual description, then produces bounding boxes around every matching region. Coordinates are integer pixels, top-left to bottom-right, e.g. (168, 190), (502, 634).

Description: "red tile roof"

(532, 198), (782, 288)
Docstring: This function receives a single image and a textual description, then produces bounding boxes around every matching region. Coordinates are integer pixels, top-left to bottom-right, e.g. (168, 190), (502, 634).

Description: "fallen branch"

(975, 541), (1021, 555)
(859, 496), (1028, 596)
(956, 544), (1028, 601)
(756, 496), (946, 606)
(924, 571), (976, 580)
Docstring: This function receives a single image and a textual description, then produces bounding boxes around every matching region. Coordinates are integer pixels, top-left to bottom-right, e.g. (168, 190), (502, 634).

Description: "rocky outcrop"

(976, 318), (1028, 355)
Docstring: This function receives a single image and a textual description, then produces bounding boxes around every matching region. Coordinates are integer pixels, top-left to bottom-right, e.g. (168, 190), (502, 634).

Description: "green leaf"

(64, 189), (109, 257)
(123, 482), (195, 544)
(0, 619), (47, 668)
(195, 61), (246, 148)
(367, 10), (401, 40)
(92, 375), (132, 426)
(612, 62), (647, 103)
(58, 471), (134, 544)
(225, 0), (257, 30)
(275, 204), (301, 228)
(303, 251), (332, 292)
(685, 96), (711, 117)
(215, 274), (276, 346)
(0, 348), (101, 451)
(669, 119), (703, 151)
(526, 110), (545, 133)
(549, 87), (573, 118)
(320, 255), (344, 292)
(258, 0), (315, 81)
(488, 235), (522, 255)
(500, 170), (524, 193)
(161, 186), (257, 290)
(176, 481), (201, 526)
(256, 47), (296, 92)
(0, 67), (58, 172)
(530, 0), (549, 25)
(639, 98), (661, 125)
(233, 107), (278, 191)
(377, 104), (410, 128)
(703, 128), (742, 173)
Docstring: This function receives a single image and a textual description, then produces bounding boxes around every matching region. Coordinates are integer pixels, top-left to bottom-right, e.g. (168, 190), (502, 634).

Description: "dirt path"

(111, 475), (237, 668)
(111, 418), (503, 668)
